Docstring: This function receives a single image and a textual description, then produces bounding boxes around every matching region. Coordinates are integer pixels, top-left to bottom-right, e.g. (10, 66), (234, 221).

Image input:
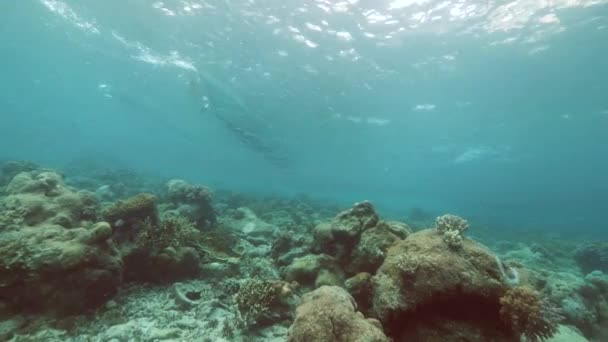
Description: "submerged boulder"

(102, 193), (158, 229)
(282, 254), (344, 288)
(287, 286), (388, 342)
(0, 171), (121, 314)
(163, 179), (216, 229)
(117, 210), (204, 283)
(371, 229), (514, 340)
(345, 272), (374, 316)
(313, 201), (379, 261)
(0, 222), (122, 314)
(1, 171), (99, 230)
(349, 221), (409, 274)
(575, 242), (608, 274)
(0, 161), (38, 189)
(311, 201), (409, 277)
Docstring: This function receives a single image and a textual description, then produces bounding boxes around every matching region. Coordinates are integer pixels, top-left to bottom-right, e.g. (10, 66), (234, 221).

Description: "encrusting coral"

(371, 229), (514, 340)
(0, 170), (122, 314)
(287, 286), (388, 342)
(1, 171), (100, 229)
(102, 193), (159, 228)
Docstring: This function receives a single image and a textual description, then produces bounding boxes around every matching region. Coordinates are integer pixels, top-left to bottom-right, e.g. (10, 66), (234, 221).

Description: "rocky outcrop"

(287, 286), (388, 342)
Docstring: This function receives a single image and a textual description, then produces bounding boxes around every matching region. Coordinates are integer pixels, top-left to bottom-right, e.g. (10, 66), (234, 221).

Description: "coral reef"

(121, 214), (205, 283)
(575, 242), (608, 273)
(102, 193), (158, 229)
(135, 215), (199, 251)
(0, 221), (122, 314)
(0, 170), (122, 314)
(234, 278), (298, 328)
(313, 201), (379, 261)
(282, 254), (343, 288)
(270, 230), (310, 267)
(1, 171), (100, 229)
(371, 229), (513, 339)
(287, 286), (388, 342)
(1, 160), (605, 342)
(344, 272), (374, 316)
(0, 160), (38, 190)
(163, 179), (216, 229)
(215, 191), (335, 230)
(499, 286), (562, 341)
(349, 220), (410, 274)
(304, 201), (410, 282)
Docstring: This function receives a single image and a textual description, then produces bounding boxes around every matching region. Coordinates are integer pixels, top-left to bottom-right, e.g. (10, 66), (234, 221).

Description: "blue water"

(1, 0), (607, 235)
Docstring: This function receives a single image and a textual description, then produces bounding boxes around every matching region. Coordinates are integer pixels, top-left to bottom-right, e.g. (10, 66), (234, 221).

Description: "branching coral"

(435, 214), (469, 249)
(499, 286), (562, 341)
(234, 278), (297, 327)
(135, 215), (200, 251)
(131, 207), (243, 265)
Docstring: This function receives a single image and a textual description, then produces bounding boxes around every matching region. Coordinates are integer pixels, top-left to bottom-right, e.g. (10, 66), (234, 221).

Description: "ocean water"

(1, 1), (608, 341)
(2, 0), (607, 235)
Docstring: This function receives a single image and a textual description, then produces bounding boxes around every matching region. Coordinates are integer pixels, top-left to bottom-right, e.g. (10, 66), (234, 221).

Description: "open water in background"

(1, 0), (607, 235)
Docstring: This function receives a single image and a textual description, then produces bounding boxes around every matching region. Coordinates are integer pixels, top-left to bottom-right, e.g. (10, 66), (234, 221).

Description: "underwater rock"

(102, 193), (159, 229)
(164, 179), (216, 229)
(0, 171), (120, 315)
(287, 285), (388, 342)
(271, 230), (310, 267)
(311, 201), (409, 277)
(0, 160), (38, 189)
(371, 229), (512, 339)
(0, 171), (100, 229)
(562, 271), (608, 339)
(282, 254), (343, 288)
(0, 222), (122, 314)
(345, 272), (374, 316)
(377, 220), (411, 239)
(6, 171), (63, 195)
(122, 246), (201, 284)
(349, 222), (405, 274)
(574, 242), (608, 274)
(313, 201), (379, 262)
